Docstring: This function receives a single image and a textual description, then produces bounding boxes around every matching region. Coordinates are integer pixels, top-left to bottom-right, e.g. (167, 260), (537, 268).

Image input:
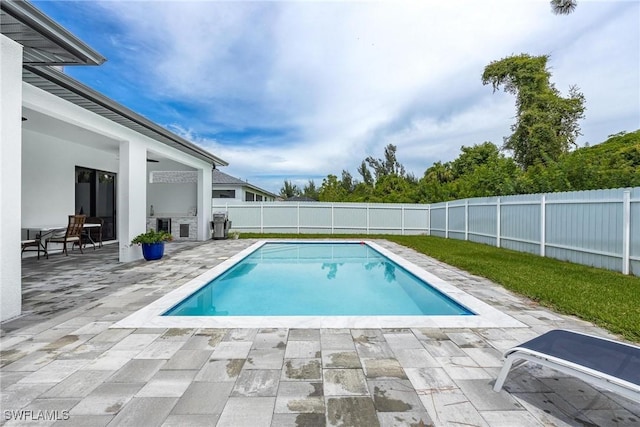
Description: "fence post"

(366, 204), (370, 234)
(297, 203), (300, 234)
(496, 198), (501, 248)
(331, 204), (334, 235)
(464, 200), (469, 241)
(260, 203), (264, 233)
(445, 202), (449, 239)
(427, 205), (431, 236)
(540, 195), (546, 257)
(622, 191), (631, 275)
(401, 206), (405, 235)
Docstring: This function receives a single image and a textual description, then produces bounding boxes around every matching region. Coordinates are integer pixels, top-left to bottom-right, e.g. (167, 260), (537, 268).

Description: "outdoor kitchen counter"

(146, 216), (198, 240)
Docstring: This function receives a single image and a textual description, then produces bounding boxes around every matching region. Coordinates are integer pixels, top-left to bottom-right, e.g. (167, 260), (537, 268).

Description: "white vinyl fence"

(214, 187), (640, 275)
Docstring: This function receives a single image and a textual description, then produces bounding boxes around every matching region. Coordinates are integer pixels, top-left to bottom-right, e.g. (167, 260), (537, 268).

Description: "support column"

(118, 140), (147, 262)
(0, 36), (23, 321)
(197, 166), (213, 240)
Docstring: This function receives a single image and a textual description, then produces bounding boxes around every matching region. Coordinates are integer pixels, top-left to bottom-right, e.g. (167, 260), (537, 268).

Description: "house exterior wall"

(147, 159), (197, 217)
(21, 129), (119, 228)
(22, 83), (214, 262)
(0, 35), (23, 321)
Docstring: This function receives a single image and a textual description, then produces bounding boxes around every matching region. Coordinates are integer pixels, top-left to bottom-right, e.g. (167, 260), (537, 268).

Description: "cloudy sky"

(36, 0), (639, 194)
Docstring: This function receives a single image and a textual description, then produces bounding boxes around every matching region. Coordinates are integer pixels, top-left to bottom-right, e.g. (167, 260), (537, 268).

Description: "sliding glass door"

(75, 167), (117, 241)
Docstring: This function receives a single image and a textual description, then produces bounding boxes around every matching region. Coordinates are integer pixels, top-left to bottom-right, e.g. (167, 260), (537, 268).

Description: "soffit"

(23, 65), (228, 166)
(1, 0), (106, 66)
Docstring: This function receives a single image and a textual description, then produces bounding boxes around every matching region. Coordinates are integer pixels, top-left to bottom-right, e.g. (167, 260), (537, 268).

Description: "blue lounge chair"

(494, 329), (640, 403)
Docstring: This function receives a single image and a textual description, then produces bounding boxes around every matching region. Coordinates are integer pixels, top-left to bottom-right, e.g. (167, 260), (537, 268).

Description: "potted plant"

(131, 229), (173, 260)
(229, 231), (240, 240)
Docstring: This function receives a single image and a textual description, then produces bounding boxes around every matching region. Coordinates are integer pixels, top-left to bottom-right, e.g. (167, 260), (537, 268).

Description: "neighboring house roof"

(23, 66), (228, 166)
(1, 0), (106, 66)
(212, 169), (277, 198)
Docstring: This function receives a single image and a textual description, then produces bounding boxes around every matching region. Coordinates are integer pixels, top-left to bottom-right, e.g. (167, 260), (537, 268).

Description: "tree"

(365, 144), (406, 181)
(357, 161), (374, 186)
(318, 174), (348, 202)
(279, 180), (300, 199)
(302, 180), (319, 200)
(341, 170), (356, 193)
(551, 0), (577, 15)
(482, 54), (585, 170)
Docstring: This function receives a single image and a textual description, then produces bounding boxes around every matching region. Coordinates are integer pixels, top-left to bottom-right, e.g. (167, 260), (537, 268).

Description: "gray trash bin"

(212, 212), (230, 239)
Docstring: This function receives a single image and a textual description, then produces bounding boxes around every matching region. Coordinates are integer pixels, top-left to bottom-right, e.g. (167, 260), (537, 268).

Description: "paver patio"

(2, 239), (639, 426)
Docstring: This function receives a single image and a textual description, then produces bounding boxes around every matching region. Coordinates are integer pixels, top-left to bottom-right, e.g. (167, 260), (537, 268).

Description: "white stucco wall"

(0, 35), (23, 321)
(147, 159), (197, 216)
(22, 129), (119, 228)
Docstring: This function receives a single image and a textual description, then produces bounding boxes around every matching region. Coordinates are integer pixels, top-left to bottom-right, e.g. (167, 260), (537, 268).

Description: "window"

(256, 194), (263, 201)
(213, 190), (236, 199)
(245, 192), (255, 202)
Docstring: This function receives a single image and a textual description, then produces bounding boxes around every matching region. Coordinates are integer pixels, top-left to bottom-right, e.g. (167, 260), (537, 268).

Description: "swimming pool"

(116, 240), (524, 328)
(164, 242), (473, 317)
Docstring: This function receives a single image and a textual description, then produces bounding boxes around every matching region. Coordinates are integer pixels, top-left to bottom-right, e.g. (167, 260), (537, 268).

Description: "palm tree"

(551, 0), (577, 15)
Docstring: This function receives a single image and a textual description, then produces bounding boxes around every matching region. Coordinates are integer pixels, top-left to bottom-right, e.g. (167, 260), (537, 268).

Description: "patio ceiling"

(23, 65), (228, 167)
(0, 0), (106, 66)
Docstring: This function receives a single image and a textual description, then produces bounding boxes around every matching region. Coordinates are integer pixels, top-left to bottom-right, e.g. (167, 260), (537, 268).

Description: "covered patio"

(2, 239), (639, 426)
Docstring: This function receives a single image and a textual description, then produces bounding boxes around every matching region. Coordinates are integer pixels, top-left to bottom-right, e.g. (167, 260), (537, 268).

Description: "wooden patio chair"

(45, 215), (86, 257)
(21, 235), (47, 259)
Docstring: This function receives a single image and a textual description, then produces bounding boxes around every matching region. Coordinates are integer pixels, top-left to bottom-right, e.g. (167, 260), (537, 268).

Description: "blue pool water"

(164, 243), (473, 316)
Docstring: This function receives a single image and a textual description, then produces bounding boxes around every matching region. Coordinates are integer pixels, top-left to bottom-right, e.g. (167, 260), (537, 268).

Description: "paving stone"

(362, 358), (407, 379)
(162, 350), (211, 370)
(368, 379), (425, 413)
(160, 328), (196, 341)
(275, 382), (324, 414)
(512, 392), (588, 426)
(324, 369), (369, 396)
(109, 333), (160, 351)
(417, 388), (489, 427)
(455, 379), (523, 411)
(224, 328), (258, 342)
(134, 340), (185, 359)
(320, 332), (355, 351)
(210, 341), (253, 359)
(405, 368), (457, 392)
(51, 414), (113, 427)
(40, 370), (114, 398)
(107, 359), (166, 383)
(244, 348), (285, 369)
(83, 350), (139, 371)
(70, 383), (143, 415)
(461, 346), (504, 368)
(282, 359), (322, 381)
(171, 381), (234, 414)
(437, 356), (493, 380)
(108, 397), (177, 427)
(0, 371), (29, 388)
(392, 348), (439, 368)
(421, 339), (467, 357)
(271, 413), (326, 427)
(1, 382), (56, 412)
(377, 411), (434, 427)
(252, 329), (288, 350)
(354, 340), (395, 359)
(19, 359), (90, 384)
(383, 333), (423, 350)
(480, 410), (543, 427)
(193, 329), (226, 348)
(322, 350), (361, 369)
(136, 370), (197, 397)
(162, 414), (220, 426)
(217, 397), (275, 427)
(289, 329), (320, 341)
(284, 340), (321, 358)
(88, 328), (133, 344)
(2, 350), (55, 372)
(231, 369), (280, 397)
(195, 359), (244, 382)
(326, 396), (380, 427)
(446, 331), (489, 348)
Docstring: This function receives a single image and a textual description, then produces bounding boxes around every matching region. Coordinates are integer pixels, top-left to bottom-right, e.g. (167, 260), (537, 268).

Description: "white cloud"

(82, 0), (639, 193)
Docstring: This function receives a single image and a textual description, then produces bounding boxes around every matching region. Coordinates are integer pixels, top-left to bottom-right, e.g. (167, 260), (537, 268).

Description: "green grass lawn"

(240, 233), (640, 342)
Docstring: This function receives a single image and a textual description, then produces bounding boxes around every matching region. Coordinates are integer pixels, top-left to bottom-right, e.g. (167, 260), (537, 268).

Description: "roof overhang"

(1, 0), (106, 66)
(23, 65), (228, 167)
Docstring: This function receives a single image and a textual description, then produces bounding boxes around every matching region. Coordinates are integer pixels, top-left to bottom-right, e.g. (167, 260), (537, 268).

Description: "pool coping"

(114, 240), (525, 329)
